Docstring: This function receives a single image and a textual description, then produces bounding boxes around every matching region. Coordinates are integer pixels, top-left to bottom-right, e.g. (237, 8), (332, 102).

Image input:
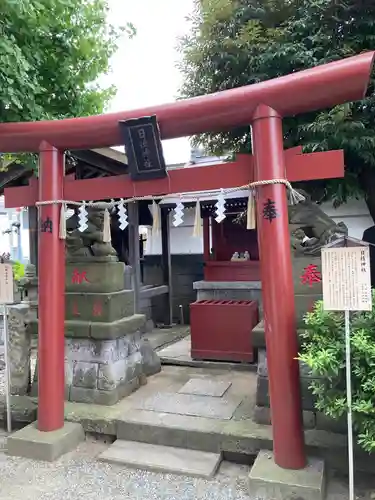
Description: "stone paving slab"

(138, 392), (241, 420)
(178, 379), (232, 397)
(99, 439), (222, 478)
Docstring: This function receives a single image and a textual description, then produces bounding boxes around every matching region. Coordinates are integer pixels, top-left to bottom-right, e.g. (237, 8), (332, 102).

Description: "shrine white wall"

(144, 210), (203, 255)
(320, 198), (373, 241)
(144, 198), (374, 256)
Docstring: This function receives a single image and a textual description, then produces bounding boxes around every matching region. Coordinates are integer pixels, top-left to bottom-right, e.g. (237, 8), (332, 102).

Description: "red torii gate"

(1, 51), (374, 470)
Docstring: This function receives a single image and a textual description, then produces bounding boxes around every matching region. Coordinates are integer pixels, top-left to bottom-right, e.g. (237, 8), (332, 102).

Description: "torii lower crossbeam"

(3, 149), (343, 208)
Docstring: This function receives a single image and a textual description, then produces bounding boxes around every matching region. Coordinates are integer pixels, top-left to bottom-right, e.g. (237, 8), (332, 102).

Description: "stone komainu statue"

(65, 206), (118, 260)
(289, 190), (348, 256)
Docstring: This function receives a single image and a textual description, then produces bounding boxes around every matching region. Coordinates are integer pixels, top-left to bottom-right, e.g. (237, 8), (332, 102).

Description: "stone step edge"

(113, 414), (375, 474)
(98, 439), (222, 478)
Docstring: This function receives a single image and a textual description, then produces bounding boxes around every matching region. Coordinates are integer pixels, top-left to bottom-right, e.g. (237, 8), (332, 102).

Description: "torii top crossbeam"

(0, 52), (373, 153)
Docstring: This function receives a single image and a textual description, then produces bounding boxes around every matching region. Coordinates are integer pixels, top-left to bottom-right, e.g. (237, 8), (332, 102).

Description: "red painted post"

(38, 142), (65, 431)
(251, 104), (306, 469)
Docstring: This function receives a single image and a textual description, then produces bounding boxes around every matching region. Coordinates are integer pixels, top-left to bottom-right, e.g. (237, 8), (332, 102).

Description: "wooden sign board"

(0, 263), (14, 304)
(321, 245), (372, 311)
(119, 115), (167, 181)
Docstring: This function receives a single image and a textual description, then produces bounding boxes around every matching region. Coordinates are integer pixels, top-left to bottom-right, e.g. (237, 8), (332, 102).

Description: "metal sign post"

(0, 262), (14, 434)
(321, 242), (372, 500)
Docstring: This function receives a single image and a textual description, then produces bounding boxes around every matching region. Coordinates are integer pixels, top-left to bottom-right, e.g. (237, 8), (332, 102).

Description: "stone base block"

(256, 348), (322, 412)
(0, 396), (38, 430)
(248, 450), (326, 500)
(254, 405), (316, 429)
(32, 331), (161, 405)
(66, 261), (125, 293)
(65, 289), (134, 323)
(28, 313), (147, 340)
(292, 256), (322, 295)
(7, 421), (84, 461)
(8, 304), (31, 396)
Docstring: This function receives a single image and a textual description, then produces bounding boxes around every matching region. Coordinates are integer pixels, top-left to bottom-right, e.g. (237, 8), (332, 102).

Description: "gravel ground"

(0, 435), (253, 500)
(1, 347), (375, 498)
(0, 433), (374, 500)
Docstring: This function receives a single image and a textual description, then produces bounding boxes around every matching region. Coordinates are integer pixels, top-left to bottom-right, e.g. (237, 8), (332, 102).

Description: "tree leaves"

(0, 0), (129, 127)
(0, 0), (133, 169)
(179, 0), (375, 218)
(299, 295), (375, 453)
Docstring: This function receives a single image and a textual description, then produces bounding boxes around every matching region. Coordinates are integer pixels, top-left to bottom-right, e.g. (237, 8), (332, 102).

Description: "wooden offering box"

(190, 299), (259, 362)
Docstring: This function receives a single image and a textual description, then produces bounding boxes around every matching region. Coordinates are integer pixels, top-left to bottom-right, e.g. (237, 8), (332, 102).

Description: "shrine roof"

(0, 148), (129, 196)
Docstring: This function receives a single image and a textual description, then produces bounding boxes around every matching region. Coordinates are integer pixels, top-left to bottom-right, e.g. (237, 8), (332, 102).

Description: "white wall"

(145, 209), (203, 255)
(144, 198), (374, 256)
(320, 198), (373, 240)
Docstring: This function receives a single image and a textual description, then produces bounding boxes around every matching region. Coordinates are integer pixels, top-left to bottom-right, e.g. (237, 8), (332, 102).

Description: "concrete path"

(158, 336), (256, 371)
(0, 433), (374, 499)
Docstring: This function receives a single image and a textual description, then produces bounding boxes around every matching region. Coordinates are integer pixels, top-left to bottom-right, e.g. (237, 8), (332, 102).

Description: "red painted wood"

(212, 216), (259, 261)
(204, 261), (261, 282)
(190, 300), (259, 362)
(37, 143), (65, 432)
(0, 53), (372, 152)
(252, 105), (305, 469)
(3, 150), (344, 208)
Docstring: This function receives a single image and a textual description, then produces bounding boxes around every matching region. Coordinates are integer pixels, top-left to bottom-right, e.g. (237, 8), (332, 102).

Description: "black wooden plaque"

(119, 115), (167, 181)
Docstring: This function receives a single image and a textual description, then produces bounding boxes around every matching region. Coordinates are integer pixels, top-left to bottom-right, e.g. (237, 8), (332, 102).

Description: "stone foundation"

(28, 258), (162, 406)
(32, 328), (161, 406)
(8, 304), (31, 396)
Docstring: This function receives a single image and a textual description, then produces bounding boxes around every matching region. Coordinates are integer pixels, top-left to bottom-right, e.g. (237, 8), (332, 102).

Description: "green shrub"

(299, 292), (375, 453)
(12, 260), (25, 282)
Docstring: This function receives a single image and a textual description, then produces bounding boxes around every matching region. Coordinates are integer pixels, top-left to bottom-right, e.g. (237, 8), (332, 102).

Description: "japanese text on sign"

(321, 246), (372, 311)
(137, 127), (153, 170)
(119, 116), (167, 181)
(0, 263), (14, 304)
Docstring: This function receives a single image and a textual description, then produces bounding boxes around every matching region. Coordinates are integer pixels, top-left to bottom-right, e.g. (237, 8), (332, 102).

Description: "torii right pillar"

(252, 104), (306, 469)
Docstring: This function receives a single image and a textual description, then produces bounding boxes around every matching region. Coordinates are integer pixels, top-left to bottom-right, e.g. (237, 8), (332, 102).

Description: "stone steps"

(98, 439), (222, 478)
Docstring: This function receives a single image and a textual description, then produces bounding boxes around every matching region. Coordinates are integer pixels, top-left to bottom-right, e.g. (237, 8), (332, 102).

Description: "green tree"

(179, 0), (375, 219)
(0, 0), (135, 166)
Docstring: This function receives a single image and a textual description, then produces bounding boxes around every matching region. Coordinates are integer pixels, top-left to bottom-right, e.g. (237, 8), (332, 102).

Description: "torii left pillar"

(38, 142), (65, 431)
(7, 144), (83, 459)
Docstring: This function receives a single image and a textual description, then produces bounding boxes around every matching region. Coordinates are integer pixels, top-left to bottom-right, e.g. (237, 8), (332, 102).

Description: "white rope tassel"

(102, 208), (112, 242)
(59, 202), (67, 240)
(246, 190), (256, 230)
(288, 186), (306, 205)
(152, 200), (161, 233)
(193, 200), (202, 237)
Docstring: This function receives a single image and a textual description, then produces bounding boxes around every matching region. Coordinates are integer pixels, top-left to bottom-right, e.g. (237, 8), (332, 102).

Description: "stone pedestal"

(8, 304), (31, 396)
(248, 450), (326, 500)
(31, 259), (161, 405)
(292, 256), (323, 325)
